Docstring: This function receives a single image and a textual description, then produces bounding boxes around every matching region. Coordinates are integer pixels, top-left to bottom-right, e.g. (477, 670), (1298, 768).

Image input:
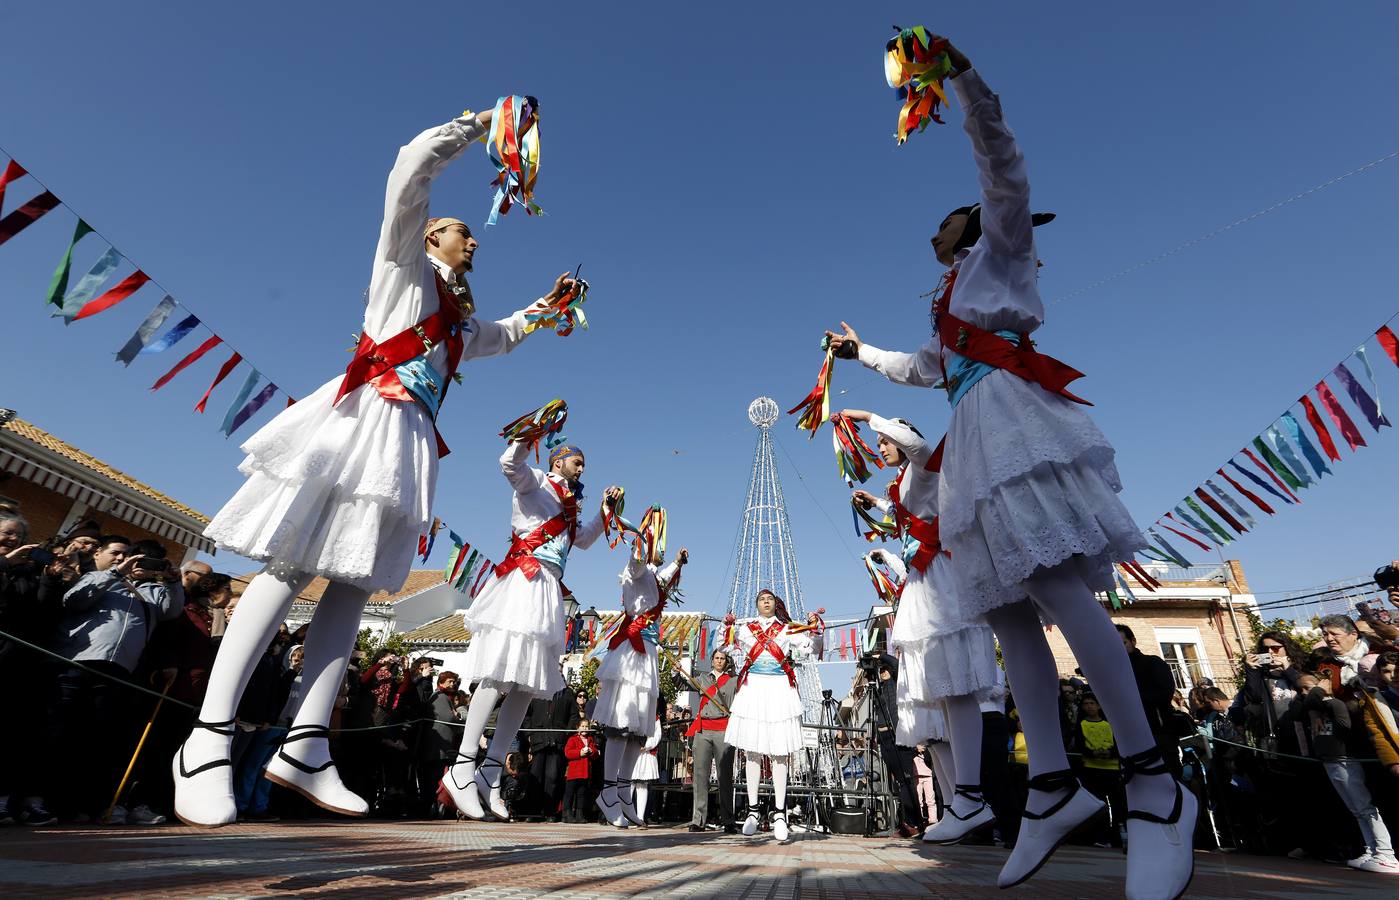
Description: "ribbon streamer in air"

(788, 340), (835, 438)
(884, 26), (954, 144)
(485, 95), (542, 226)
(831, 414), (885, 486)
(499, 398), (568, 460)
(523, 272), (589, 337)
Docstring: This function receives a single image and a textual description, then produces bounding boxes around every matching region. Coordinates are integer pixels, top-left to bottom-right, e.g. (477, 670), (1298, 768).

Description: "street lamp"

(562, 591), (579, 620)
(580, 605), (601, 644)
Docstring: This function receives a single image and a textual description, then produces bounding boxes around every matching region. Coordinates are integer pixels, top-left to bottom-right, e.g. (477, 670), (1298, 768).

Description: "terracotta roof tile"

(2, 417), (207, 523)
(401, 614), (472, 645)
(233, 568), (446, 607)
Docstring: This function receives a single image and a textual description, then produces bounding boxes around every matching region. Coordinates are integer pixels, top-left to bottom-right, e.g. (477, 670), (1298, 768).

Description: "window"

(1154, 626), (1213, 691)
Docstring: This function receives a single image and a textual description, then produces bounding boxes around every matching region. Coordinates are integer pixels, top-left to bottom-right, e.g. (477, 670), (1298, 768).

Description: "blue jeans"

(1323, 759), (1393, 858)
(234, 726), (286, 815)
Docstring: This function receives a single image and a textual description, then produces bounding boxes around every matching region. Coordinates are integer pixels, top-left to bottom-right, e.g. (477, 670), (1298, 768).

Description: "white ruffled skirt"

(204, 377), (436, 593)
(592, 642), (660, 735)
(938, 369), (1147, 619)
(725, 672), (805, 757)
(890, 556), (1002, 702)
(457, 567), (566, 697)
(632, 749), (659, 781)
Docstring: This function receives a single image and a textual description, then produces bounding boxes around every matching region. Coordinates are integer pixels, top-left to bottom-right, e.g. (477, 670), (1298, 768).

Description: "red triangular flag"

(151, 335), (222, 391)
(1378, 326), (1399, 367)
(195, 351), (243, 413)
(72, 270), (150, 321)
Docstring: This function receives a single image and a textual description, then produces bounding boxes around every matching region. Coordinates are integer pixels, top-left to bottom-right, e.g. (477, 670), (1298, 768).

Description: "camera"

(856, 650), (886, 676)
(1375, 563), (1399, 592)
(419, 656), (445, 667)
(28, 547), (55, 566)
(137, 557), (170, 572)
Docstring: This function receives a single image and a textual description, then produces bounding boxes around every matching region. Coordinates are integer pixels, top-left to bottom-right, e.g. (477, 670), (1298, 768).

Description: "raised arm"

(827, 322), (941, 390)
(377, 113), (490, 268)
(951, 64), (1034, 260)
(500, 440), (545, 496)
(867, 412), (933, 467)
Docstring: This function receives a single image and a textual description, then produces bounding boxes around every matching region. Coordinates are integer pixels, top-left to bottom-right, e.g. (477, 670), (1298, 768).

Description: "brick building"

(0, 412), (213, 562)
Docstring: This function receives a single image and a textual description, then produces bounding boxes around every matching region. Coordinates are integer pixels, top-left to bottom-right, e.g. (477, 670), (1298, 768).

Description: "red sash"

(738, 621), (796, 688)
(608, 598), (666, 655)
(335, 274), (468, 457)
(492, 478), (579, 581)
(888, 474), (942, 574)
(932, 268), (1091, 406)
(685, 673), (732, 738)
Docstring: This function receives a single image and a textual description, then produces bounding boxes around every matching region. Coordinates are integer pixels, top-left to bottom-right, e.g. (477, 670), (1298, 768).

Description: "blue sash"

(942, 328), (1021, 408)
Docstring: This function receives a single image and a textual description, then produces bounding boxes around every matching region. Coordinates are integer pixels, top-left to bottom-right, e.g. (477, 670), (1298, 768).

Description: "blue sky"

(4, 4), (1398, 691)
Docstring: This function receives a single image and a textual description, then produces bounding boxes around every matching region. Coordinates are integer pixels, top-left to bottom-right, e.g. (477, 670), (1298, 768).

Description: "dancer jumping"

(443, 439), (619, 820)
(828, 37), (1195, 899)
(174, 106), (581, 827)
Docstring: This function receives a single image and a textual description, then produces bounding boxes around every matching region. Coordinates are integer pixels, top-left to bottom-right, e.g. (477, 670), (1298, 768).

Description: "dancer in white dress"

(443, 440), (619, 820)
(629, 713), (662, 826)
(723, 591), (823, 843)
(173, 106), (581, 828)
(590, 513), (686, 828)
(827, 37), (1194, 899)
(844, 409), (1000, 844)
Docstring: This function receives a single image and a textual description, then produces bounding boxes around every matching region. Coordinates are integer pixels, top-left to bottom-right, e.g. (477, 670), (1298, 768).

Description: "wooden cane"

(105, 671), (178, 824)
(660, 647), (730, 717)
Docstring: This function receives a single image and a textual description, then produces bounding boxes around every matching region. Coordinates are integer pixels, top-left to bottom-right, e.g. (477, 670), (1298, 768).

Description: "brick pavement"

(0, 820), (1390, 898)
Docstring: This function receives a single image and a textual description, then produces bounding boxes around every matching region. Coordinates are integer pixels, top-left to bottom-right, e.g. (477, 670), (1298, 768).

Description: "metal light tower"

(724, 397), (823, 722)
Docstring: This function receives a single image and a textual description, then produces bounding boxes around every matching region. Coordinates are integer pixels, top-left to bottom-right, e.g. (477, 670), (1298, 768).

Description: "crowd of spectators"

(6, 502), (1399, 877)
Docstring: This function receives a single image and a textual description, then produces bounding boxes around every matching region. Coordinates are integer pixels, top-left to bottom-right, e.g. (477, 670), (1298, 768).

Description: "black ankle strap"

(277, 725), (333, 774)
(177, 720), (236, 777)
(1022, 768), (1079, 821)
(1120, 747), (1185, 825)
(1120, 746), (1168, 782)
(944, 783), (988, 821)
(954, 783), (984, 800)
(447, 752), (476, 790)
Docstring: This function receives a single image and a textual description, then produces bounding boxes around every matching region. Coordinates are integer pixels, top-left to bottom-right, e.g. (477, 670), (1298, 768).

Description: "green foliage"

(659, 663), (679, 709)
(570, 657), (600, 699)
(354, 627), (413, 673)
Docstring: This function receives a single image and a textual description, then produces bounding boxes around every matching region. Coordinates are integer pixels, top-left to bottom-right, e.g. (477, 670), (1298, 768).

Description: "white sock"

(619, 737), (642, 801)
(745, 757), (761, 808)
(771, 756), (788, 812)
(196, 570), (310, 727)
(633, 784), (649, 819)
(284, 581), (369, 767)
(929, 741), (955, 820)
(481, 691), (532, 787)
(454, 685), (502, 769)
(1021, 563), (1176, 817)
(603, 736), (626, 788)
(945, 693), (984, 809)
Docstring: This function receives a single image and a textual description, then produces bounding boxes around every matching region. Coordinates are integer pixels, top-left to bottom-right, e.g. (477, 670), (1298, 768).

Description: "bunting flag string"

(151, 335), (222, 391)
(831, 414), (885, 486)
(115, 295), (177, 365)
(788, 340), (835, 438)
(0, 159), (60, 246)
(70, 269), (150, 322)
(219, 370), (261, 436)
(1379, 326), (1399, 366)
(1315, 380), (1365, 451)
(442, 533), (495, 600)
(1145, 313), (1396, 557)
(3, 148), (292, 439)
(1333, 358), (1390, 432)
(418, 518), (443, 562)
(1277, 412), (1330, 479)
(45, 220), (93, 307)
(194, 352), (243, 413)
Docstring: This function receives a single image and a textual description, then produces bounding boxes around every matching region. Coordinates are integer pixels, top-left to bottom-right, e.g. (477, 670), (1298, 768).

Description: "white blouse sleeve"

(500, 440), (545, 496)
(951, 69), (1034, 262)
(858, 337), (941, 389)
(376, 115), (487, 270)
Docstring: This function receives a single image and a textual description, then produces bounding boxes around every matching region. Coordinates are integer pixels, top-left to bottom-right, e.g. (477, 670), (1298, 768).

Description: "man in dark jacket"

(529, 675), (576, 821)
(871, 652), (924, 837)
(1116, 625), (1181, 775)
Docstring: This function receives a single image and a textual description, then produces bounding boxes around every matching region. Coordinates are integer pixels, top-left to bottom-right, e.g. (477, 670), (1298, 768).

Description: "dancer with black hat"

(827, 35), (1194, 900)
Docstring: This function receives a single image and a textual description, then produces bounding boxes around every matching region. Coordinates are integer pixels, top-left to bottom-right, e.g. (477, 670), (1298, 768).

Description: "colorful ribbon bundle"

(864, 552), (902, 605)
(788, 339), (834, 438)
(787, 607), (827, 635)
(852, 494), (897, 542)
(602, 491), (669, 563)
(884, 26), (953, 144)
(485, 95), (542, 226)
(831, 414), (884, 485)
(523, 271), (590, 337)
(499, 398), (568, 459)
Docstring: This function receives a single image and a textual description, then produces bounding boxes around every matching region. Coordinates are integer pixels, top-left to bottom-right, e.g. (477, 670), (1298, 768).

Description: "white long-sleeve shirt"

(728, 615), (824, 678)
(500, 441), (606, 578)
(858, 68), (1043, 387)
(363, 115), (537, 381)
(620, 555), (682, 617)
(868, 414), (937, 523)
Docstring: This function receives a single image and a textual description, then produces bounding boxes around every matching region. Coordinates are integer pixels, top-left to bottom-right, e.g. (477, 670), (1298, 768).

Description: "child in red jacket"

(563, 719), (598, 824)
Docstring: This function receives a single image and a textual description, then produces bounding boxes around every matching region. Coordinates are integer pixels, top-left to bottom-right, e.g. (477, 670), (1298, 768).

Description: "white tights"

(454, 686), (532, 786)
(944, 693), (985, 811)
(984, 560), (1176, 817)
(633, 784), (649, 819)
(745, 755), (788, 813)
(603, 735), (643, 801)
(195, 570), (368, 768)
